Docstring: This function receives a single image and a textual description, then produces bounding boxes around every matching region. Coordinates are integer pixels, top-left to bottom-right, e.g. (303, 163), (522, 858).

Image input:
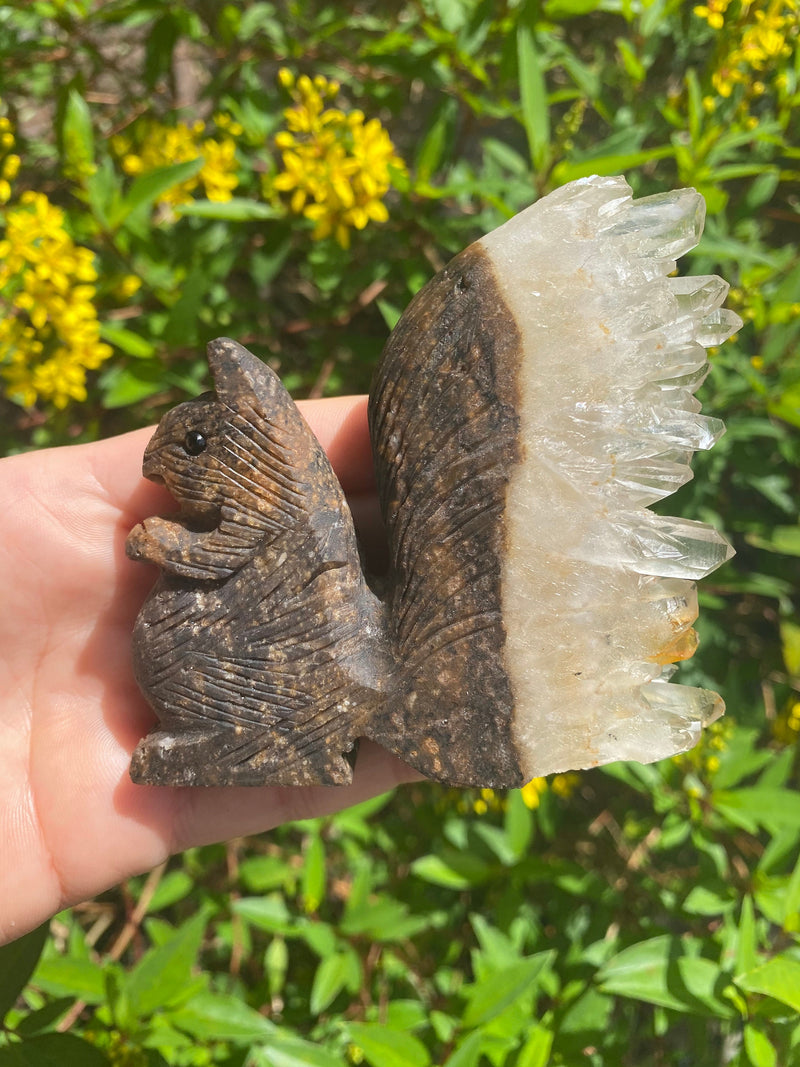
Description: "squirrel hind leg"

(129, 726), (359, 787)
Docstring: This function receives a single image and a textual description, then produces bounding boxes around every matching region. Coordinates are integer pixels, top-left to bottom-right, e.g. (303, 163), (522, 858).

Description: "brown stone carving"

(128, 176), (740, 788)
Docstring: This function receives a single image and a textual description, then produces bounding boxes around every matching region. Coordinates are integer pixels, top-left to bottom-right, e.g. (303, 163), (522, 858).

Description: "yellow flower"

(694, 0), (733, 27)
(117, 274), (142, 299)
(270, 71), (404, 249)
(0, 191), (111, 408)
(114, 118), (239, 207)
(199, 136), (239, 201)
(213, 112), (244, 138)
(520, 777), (548, 810)
(740, 11), (793, 67)
(704, 0), (798, 101)
(673, 717), (733, 782)
(551, 772), (581, 799)
(773, 699), (800, 745)
(0, 112), (20, 205)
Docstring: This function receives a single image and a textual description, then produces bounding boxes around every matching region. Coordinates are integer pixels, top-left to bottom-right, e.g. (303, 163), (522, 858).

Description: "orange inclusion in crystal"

(649, 627), (699, 665)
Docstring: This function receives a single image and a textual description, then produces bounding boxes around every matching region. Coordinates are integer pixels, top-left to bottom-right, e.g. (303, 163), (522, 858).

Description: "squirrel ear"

(206, 336), (279, 404)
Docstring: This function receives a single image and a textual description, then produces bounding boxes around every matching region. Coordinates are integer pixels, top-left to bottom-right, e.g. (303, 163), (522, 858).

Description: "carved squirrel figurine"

(127, 176), (740, 788)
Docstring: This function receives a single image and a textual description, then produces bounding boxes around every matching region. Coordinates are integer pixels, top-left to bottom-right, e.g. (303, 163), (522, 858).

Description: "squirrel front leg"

(126, 516), (252, 581)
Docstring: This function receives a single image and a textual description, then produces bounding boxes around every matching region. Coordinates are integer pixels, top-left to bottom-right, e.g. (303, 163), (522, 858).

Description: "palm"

(0, 398), (413, 945)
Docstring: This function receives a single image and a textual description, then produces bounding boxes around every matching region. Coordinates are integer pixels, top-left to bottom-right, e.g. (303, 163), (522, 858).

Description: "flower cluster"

(694, 0), (799, 98)
(520, 773), (581, 810)
(0, 191), (112, 408)
(468, 774), (581, 815)
(271, 70), (404, 249)
(113, 115), (240, 206)
(694, 0), (733, 28)
(0, 114), (21, 205)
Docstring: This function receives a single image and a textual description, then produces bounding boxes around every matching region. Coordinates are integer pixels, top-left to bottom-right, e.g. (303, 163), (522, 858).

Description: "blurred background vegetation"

(1, 0), (799, 1064)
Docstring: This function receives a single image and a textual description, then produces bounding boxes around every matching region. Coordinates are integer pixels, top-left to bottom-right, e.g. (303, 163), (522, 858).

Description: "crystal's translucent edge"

(540, 180), (734, 557)
(616, 512), (736, 580)
(600, 187), (706, 261)
(486, 176), (736, 779)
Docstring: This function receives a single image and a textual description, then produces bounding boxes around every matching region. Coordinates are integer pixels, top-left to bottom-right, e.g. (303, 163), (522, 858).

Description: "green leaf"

(233, 895), (294, 935)
(84, 157), (122, 227)
(115, 159), (204, 224)
(0, 924), (48, 1022)
(544, 0), (603, 15)
(302, 833), (326, 914)
(32, 955), (106, 1004)
(552, 145), (675, 184)
(744, 1024), (778, 1067)
(443, 1030), (482, 1067)
(310, 952), (350, 1015)
(735, 896), (758, 977)
(683, 884), (732, 916)
(340, 894), (430, 941)
(482, 137), (529, 177)
(411, 850), (490, 890)
(146, 869), (194, 912)
(615, 36), (645, 83)
(597, 936), (735, 1017)
(415, 97), (458, 182)
(713, 788), (800, 836)
(736, 956), (800, 1012)
(12, 998), (73, 1038)
(124, 908), (210, 1018)
(301, 922), (337, 958)
(518, 1024), (555, 1067)
(504, 789), (534, 858)
(347, 1023), (431, 1067)
(0, 1033), (109, 1065)
(100, 363), (166, 408)
(62, 88), (95, 181)
(170, 991), (276, 1042)
(377, 299), (403, 331)
(161, 265), (208, 346)
(712, 727), (773, 790)
(462, 952), (554, 1028)
(100, 323), (155, 359)
(265, 936), (289, 999)
(239, 855), (293, 893)
(253, 1036), (345, 1067)
(516, 22), (550, 171)
(174, 197), (281, 220)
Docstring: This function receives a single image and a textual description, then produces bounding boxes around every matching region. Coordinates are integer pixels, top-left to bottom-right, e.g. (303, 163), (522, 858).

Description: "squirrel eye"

(183, 430), (207, 456)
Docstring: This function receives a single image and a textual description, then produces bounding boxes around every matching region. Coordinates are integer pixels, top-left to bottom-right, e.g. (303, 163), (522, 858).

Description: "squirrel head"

(140, 337), (338, 536)
(141, 392), (232, 525)
(141, 338), (286, 526)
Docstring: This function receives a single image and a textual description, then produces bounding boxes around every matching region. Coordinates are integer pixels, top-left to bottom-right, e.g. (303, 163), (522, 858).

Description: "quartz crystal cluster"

(483, 176), (742, 775)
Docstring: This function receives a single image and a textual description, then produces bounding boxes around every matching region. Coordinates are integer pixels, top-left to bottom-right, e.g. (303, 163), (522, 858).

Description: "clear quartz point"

(480, 175), (736, 778)
(619, 513), (735, 578)
(668, 274), (730, 314)
(604, 188), (705, 259)
(697, 308), (744, 346)
(612, 458), (694, 503)
(642, 680), (726, 728)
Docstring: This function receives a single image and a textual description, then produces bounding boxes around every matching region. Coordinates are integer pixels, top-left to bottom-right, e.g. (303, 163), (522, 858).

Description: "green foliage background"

(1, 0), (799, 1064)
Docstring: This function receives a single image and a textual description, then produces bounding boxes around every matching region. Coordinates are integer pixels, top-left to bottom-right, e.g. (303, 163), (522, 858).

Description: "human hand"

(0, 396), (414, 945)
